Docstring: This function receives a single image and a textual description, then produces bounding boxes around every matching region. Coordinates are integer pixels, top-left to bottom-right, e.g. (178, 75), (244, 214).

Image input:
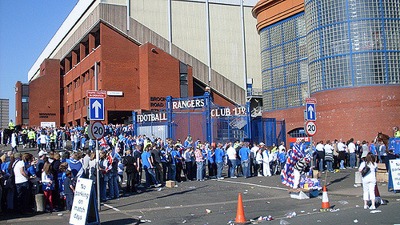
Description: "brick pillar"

(72, 51), (77, 67)
(80, 43), (85, 61)
(65, 58), (71, 72)
(89, 33), (95, 50)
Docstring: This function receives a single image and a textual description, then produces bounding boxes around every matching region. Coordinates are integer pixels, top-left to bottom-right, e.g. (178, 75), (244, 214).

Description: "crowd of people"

(0, 123), (399, 214)
(309, 137), (398, 174)
(0, 124), (289, 214)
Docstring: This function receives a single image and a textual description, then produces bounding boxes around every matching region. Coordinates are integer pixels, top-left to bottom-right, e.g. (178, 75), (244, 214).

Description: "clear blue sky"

(0, 0), (79, 122)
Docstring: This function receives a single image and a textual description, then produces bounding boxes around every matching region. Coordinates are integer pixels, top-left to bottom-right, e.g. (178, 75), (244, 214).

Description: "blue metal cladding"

(259, 0), (400, 112)
(260, 13), (308, 111)
(305, 0), (400, 93)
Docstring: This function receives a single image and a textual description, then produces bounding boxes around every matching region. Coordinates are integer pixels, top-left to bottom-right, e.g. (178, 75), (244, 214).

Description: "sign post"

(87, 85), (105, 212)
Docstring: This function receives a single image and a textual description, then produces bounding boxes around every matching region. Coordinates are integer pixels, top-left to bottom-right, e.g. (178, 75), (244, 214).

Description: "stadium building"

(15, 0), (269, 142)
(0, 99), (9, 129)
(253, 0), (400, 142)
(16, 0), (261, 125)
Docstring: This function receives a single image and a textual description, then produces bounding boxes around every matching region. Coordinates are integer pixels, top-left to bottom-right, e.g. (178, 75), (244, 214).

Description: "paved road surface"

(1, 145), (399, 225)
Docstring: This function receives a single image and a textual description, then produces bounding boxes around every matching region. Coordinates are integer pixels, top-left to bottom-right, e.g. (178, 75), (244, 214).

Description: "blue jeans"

(319, 158), (324, 171)
(15, 181), (29, 212)
(169, 164), (176, 181)
(100, 174), (108, 201)
(108, 174), (119, 199)
(216, 162), (224, 178)
(350, 153), (356, 168)
(229, 159), (237, 177)
(196, 161), (204, 180)
(144, 167), (159, 187)
(340, 160), (345, 169)
(326, 161), (333, 171)
(241, 160), (250, 178)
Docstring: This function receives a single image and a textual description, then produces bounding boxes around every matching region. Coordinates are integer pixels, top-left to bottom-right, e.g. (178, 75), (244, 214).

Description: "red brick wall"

(23, 22), (244, 127)
(29, 59), (61, 126)
(138, 43), (181, 111)
(262, 86), (400, 143)
(100, 24), (140, 121)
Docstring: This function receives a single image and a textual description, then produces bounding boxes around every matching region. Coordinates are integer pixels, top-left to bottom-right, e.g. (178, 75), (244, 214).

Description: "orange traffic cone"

(321, 186), (330, 210)
(235, 193), (246, 224)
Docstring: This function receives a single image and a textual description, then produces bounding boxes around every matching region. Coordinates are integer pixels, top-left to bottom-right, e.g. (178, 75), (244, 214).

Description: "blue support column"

(166, 96), (173, 139)
(132, 111), (137, 136)
(246, 101), (251, 141)
(204, 92), (212, 143)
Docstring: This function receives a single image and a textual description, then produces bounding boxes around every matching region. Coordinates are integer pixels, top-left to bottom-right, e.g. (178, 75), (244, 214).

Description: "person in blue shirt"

(214, 143), (226, 179)
(369, 140), (377, 157)
(207, 145), (216, 179)
(141, 144), (161, 188)
(170, 146), (182, 181)
(239, 142), (251, 178)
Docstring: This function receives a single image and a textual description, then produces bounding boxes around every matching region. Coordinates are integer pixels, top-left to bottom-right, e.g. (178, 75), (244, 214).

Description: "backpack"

(4, 159), (19, 189)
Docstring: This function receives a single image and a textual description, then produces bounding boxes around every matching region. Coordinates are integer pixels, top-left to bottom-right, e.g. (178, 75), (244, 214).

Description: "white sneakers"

(364, 205), (376, 210)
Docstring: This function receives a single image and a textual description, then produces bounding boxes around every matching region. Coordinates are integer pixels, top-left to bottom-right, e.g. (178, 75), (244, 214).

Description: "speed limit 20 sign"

(305, 121), (317, 136)
(89, 121), (105, 140)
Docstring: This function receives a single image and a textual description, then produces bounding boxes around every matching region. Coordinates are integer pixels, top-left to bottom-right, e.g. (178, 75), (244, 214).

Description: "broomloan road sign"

(89, 98), (104, 120)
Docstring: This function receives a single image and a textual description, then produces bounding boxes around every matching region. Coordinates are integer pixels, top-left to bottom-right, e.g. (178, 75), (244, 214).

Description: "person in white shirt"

(278, 142), (286, 153)
(315, 141), (325, 172)
(11, 132), (18, 153)
(39, 132), (47, 152)
(261, 144), (271, 176)
(347, 138), (356, 168)
(250, 143), (259, 176)
(337, 140), (347, 169)
(324, 140), (334, 172)
(255, 148), (263, 176)
(226, 143), (237, 178)
(14, 153), (33, 213)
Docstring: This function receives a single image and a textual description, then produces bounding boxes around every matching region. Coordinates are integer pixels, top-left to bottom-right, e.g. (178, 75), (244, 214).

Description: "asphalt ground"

(1, 145), (400, 225)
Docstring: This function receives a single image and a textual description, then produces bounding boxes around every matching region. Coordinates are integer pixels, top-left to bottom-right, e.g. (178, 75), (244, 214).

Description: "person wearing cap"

(261, 143), (271, 177)
(36, 150), (48, 177)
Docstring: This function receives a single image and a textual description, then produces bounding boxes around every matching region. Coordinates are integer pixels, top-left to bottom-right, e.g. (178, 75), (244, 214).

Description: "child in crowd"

(63, 170), (75, 211)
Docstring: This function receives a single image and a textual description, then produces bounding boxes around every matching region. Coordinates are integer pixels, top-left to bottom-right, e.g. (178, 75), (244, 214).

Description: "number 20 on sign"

(305, 121), (317, 136)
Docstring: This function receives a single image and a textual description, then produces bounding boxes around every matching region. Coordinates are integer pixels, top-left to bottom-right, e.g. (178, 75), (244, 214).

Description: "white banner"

(69, 178), (93, 225)
(389, 159), (400, 191)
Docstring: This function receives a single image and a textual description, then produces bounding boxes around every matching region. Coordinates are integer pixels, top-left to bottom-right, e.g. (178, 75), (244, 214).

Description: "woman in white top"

(41, 161), (54, 212)
(262, 148), (271, 176)
(255, 149), (263, 176)
(11, 132), (18, 153)
(358, 152), (377, 210)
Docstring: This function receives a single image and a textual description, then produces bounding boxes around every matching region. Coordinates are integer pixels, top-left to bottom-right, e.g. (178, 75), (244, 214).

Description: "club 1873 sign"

(136, 106), (246, 123)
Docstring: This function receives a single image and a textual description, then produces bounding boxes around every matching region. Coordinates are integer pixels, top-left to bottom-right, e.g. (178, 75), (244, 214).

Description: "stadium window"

(288, 127), (307, 138)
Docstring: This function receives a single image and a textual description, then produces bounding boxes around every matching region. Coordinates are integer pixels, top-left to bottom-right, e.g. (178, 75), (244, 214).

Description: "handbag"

(361, 165), (370, 177)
